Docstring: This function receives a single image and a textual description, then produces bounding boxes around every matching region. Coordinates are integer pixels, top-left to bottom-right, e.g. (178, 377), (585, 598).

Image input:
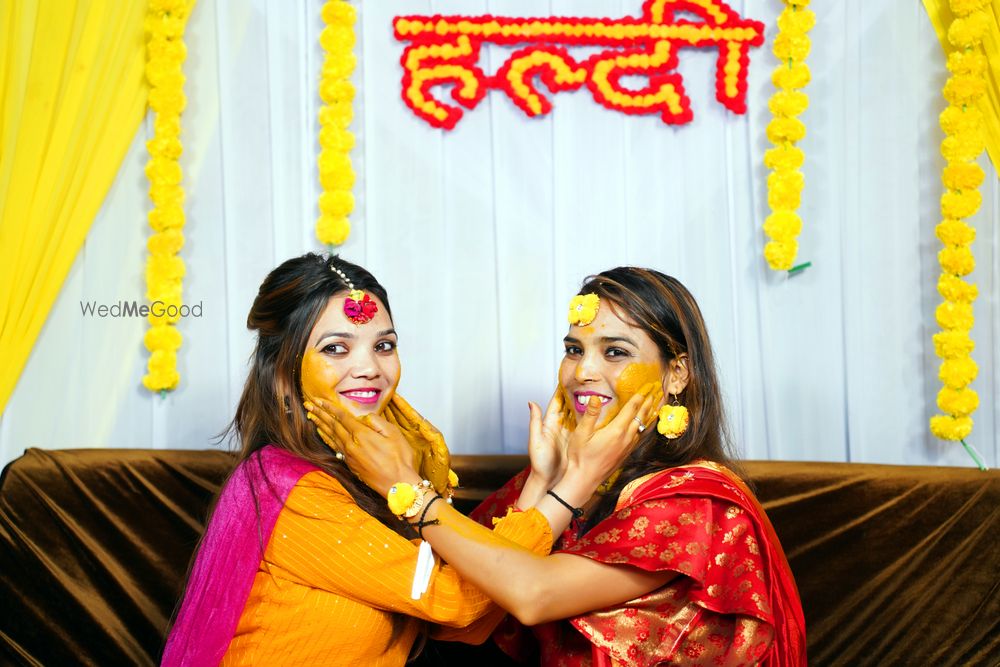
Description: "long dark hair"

(578, 267), (745, 534)
(219, 252), (419, 650)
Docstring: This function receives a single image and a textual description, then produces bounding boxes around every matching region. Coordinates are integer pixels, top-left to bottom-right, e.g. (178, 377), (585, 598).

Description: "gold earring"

(657, 394), (689, 439)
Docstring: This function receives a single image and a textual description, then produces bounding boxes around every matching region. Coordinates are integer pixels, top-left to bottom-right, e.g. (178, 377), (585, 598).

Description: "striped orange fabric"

(220, 470), (551, 666)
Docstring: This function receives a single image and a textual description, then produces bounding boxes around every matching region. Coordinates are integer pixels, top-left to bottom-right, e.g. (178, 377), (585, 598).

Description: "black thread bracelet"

(546, 489), (584, 520)
(415, 494), (443, 539)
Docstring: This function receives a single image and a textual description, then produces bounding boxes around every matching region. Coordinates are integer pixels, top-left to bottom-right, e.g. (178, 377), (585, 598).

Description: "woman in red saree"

(311, 266), (806, 666)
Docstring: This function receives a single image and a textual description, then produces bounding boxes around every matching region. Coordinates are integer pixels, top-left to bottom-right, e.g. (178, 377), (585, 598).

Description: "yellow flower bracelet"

(387, 479), (432, 518)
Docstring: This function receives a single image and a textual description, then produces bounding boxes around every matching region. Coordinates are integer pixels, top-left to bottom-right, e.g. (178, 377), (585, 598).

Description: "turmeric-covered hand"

(384, 394), (452, 495)
(304, 396), (421, 498)
(563, 383), (659, 488)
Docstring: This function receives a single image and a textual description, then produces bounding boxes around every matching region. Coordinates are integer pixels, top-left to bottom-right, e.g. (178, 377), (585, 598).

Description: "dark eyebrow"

(563, 335), (638, 347)
(316, 331), (353, 346)
(317, 329), (397, 347)
(600, 336), (638, 347)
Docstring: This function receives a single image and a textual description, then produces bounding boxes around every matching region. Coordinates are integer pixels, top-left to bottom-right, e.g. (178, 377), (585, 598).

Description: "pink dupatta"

(161, 446), (318, 666)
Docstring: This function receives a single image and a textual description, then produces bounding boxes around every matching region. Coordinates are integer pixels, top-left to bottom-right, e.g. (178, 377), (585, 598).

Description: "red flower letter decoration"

(394, 0), (764, 130)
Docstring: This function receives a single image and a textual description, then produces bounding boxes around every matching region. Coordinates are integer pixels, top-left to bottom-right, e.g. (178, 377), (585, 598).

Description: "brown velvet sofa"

(1, 448), (997, 666)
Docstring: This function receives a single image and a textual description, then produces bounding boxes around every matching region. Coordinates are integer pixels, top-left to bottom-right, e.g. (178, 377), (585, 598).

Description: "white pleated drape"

(1, 0), (997, 471)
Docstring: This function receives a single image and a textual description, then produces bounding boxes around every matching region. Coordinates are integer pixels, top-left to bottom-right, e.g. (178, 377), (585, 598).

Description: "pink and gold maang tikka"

(331, 265), (378, 325)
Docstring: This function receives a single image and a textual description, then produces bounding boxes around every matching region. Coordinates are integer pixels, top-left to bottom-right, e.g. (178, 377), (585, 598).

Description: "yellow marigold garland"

(316, 0), (357, 247)
(929, 0), (989, 470)
(763, 0), (815, 272)
(143, 0), (194, 395)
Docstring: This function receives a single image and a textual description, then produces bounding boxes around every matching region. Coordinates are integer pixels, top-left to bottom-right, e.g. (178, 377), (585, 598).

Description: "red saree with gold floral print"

(470, 462), (806, 666)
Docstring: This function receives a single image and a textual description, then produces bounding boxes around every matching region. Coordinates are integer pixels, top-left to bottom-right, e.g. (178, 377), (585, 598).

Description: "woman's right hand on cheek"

(527, 386), (570, 488)
(303, 396), (421, 497)
(563, 383), (661, 488)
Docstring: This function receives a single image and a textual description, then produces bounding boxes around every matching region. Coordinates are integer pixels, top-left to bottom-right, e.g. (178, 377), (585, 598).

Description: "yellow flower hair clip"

(568, 293), (600, 326)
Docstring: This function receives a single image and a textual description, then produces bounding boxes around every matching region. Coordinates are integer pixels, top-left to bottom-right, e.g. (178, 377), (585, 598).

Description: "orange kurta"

(220, 470), (551, 666)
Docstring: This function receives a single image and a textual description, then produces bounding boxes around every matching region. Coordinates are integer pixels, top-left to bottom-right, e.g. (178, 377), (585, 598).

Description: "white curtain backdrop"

(2, 0), (997, 471)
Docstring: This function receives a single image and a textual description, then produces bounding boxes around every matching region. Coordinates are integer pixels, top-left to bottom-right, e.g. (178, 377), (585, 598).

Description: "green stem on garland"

(961, 439), (988, 471)
(788, 261), (812, 276)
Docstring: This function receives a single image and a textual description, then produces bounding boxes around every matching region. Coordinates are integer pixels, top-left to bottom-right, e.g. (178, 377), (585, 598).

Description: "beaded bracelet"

(546, 489), (584, 519)
(414, 494), (443, 539)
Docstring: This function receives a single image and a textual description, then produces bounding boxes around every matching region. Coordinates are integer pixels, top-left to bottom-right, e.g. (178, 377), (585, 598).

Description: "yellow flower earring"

(657, 394), (689, 439)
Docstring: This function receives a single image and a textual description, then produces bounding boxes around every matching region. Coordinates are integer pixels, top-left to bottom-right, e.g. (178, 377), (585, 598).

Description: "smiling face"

(559, 300), (667, 428)
(300, 293), (400, 417)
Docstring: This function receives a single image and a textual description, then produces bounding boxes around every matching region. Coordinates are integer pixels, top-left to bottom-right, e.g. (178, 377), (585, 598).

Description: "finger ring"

(633, 417), (646, 432)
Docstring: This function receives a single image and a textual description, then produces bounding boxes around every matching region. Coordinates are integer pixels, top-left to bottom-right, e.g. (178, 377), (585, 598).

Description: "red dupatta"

(161, 446), (318, 666)
(471, 463), (806, 666)
(562, 462), (806, 666)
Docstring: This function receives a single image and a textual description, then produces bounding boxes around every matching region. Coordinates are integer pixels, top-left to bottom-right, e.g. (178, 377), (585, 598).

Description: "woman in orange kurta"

(311, 267), (806, 666)
(217, 461), (550, 666)
(162, 254), (647, 666)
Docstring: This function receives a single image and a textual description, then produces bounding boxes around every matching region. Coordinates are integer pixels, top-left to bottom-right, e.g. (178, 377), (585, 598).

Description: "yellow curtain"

(0, 1), (148, 414)
(923, 0), (1000, 174)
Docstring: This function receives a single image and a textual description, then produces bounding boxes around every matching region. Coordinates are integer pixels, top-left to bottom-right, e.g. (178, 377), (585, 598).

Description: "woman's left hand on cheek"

(303, 396), (419, 497)
(564, 383), (661, 484)
(386, 394), (451, 494)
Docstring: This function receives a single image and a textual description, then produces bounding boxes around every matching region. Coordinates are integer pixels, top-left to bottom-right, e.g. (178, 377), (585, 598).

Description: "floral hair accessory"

(568, 293), (600, 326)
(331, 264), (378, 325)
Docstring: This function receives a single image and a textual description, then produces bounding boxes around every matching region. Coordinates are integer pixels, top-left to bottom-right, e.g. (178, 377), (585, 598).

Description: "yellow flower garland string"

(143, 0), (194, 396)
(763, 0), (815, 273)
(929, 0), (990, 470)
(316, 0), (357, 247)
